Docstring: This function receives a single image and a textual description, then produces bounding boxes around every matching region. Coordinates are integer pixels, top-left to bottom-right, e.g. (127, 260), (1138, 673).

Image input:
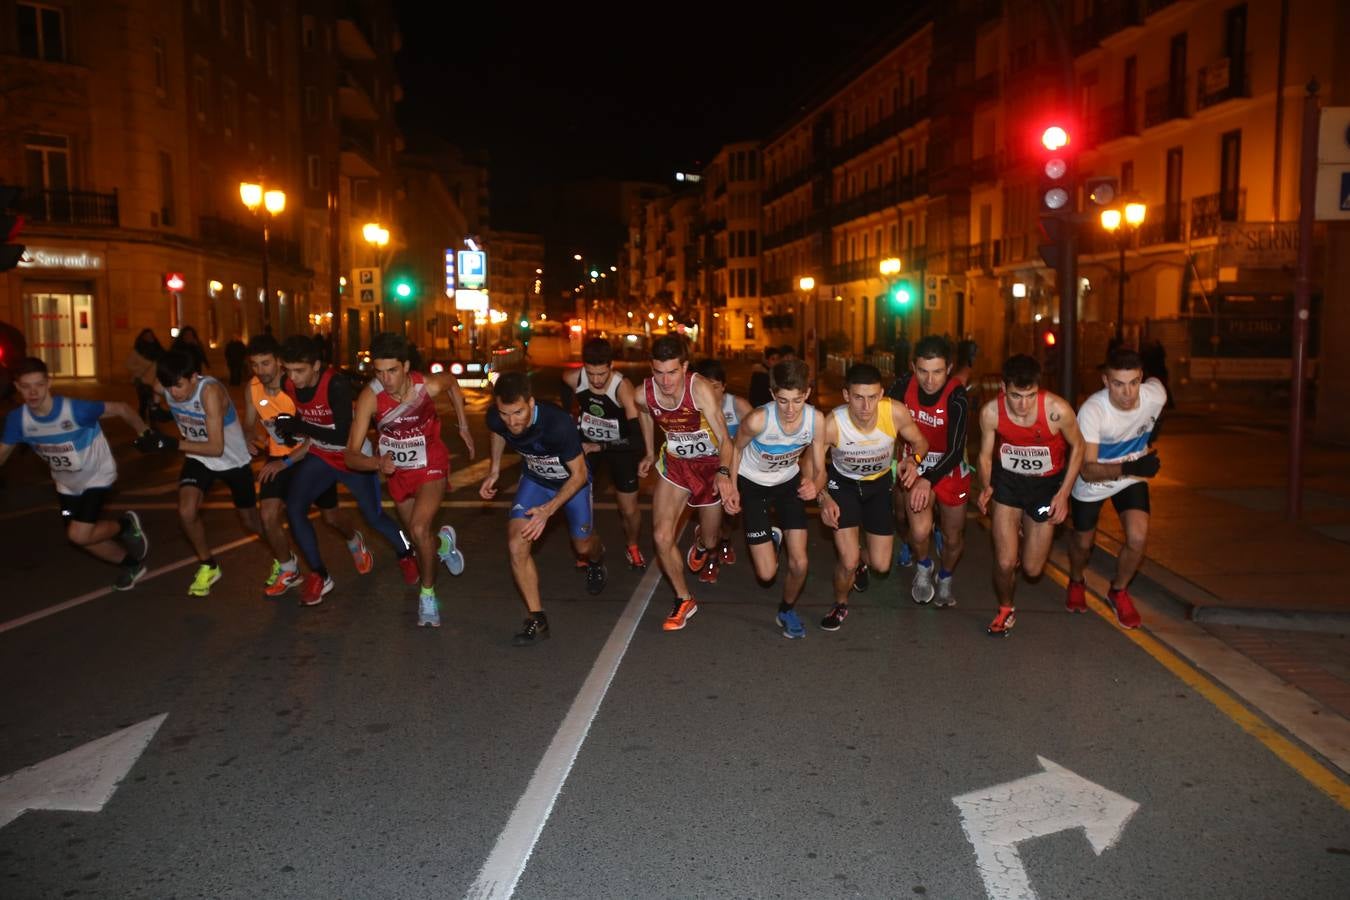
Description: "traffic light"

(389, 275), (414, 302)
(1036, 321), (1062, 378)
(1, 186), (26, 273)
(889, 280), (913, 307)
(1036, 123), (1075, 270)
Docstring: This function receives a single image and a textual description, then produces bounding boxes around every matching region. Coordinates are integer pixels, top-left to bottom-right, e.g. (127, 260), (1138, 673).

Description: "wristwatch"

(716, 465), (731, 476)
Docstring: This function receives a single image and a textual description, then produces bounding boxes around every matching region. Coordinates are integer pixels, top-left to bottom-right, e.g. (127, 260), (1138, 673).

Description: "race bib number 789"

(999, 444), (1052, 475)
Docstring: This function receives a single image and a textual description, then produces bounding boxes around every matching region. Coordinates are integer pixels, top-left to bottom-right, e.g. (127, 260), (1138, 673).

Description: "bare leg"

(508, 516), (542, 612)
(831, 527), (862, 607)
(937, 502), (967, 572)
(782, 528), (809, 607)
(66, 519), (126, 565)
(865, 532), (895, 576)
(990, 502), (1022, 607)
(615, 489), (641, 547)
(259, 498), (292, 561)
(1112, 509), (1150, 590)
(652, 478), (694, 598)
(1020, 515), (1057, 578)
(748, 540), (780, 582)
(1068, 525), (1096, 581)
(397, 479), (446, 589)
(904, 497), (935, 563)
(178, 486), (211, 561)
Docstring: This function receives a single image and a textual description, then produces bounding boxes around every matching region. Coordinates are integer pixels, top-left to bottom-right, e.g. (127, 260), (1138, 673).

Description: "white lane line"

(465, 559), (666, 900)
(0, 534), (260, 636)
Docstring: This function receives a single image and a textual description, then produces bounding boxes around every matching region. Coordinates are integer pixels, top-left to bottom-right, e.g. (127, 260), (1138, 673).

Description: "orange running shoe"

(663, 597), (699, 631)
(987, 606), (1017, 636)
(263, 563), (302, 598)
(625, 544), (647, 569)
(686, 541), (712, 573)
(349, 531), (374, 575)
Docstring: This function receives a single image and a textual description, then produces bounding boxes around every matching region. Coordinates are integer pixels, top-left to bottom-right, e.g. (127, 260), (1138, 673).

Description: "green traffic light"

(891, 283), (912, 306)
(394, 281), (412, 299)
(519, 319), (530, 329)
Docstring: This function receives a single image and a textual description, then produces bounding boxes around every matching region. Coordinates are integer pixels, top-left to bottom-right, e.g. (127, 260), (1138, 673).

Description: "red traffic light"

(1043, 328), (1057, 347)
(164, 272), (186, 292)
(1041, 126), (1069, 152)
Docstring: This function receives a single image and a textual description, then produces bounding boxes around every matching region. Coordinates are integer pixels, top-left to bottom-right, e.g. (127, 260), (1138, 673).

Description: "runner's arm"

(692, 375), (734, 471)
(817, 412), (840, 525)
(892, 402), (930, 468)
(1050, 398), (1085, 492)
(975, 400), (998, 513)
(617, 378), (642, 449)
(543, 451), (589, 512)
(438, 372), (475, 458)
(0, 442), (16, 468)
(800, 408), (828, 500)
(343, 387), (382, 472)
(636, 388), (656, 472)
(177, 382), (228, 457)
(920, 386), (968, 484)
(733, 395), (753, 422)
(479, 431), (506, 499)
(730, 407), (767, 482)
(281, 373), (354, 446)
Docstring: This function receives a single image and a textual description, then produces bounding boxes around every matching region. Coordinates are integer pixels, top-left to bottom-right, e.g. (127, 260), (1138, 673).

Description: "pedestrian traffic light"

(0, 186), (26, 273)
(889, 280), (913, 307)
(163, 272), (186, 292)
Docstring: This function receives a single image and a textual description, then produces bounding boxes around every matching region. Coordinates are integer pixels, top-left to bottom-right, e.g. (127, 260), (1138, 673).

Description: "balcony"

(1144, 81), (1188, 128)
(198, 215), (301, 265)
(761, 220), (808, 252)
(336, 3), (377, 61)
(967, 241), (1002, 272)
(338, 73), (379, 121)
(18, 187), (119, 227)
(1190, 190), (1245, 240)
(1196, 55), (1250, 111)
(1090, 101), (1139, 145)
(340, 133), (380, 177)
(1140, 203), (1186, 245)
(763, 167), (812, 203)
(830, 183), (898, 226)
(970, 155), (997, 184)
(896, 170), (929, 203)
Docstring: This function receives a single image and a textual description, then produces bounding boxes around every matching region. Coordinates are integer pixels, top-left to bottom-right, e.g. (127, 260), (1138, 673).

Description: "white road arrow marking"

(0, 714), (167, 829)
(952, 755), (1139, 900)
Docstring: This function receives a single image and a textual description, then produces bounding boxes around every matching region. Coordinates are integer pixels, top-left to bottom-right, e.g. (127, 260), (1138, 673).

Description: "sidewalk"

(721, 358), (1350, 634)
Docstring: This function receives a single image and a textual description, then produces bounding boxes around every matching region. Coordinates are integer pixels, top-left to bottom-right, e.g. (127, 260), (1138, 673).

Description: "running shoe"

(263, 560), (302, 597)
(663, 597), (698, 631)
(1066, 580), (1088, 613)
(852, 563), (869, 593)
(187, 563), (222, 597)
(113, 562), (147, 591)
(686, 541), (712, 573)
(770, 526), (783, 553)
(897, 542), (914, 568)
(1108, 589), (1142, 629)
(987, 606), (1017, 637)
(437, 525), (465, 576)
(397, 553), (419, 585)
(934, 573), (957, 608)
(697, 555), (719, 584)
(820, 603), (849, 631)
(513, 612), (550, 645)
(119, 511), (149, 562)
(718, 539), (736, 566)
(418, 591), (441, 628)
(911, 561), (936, 605)
(299, 572), (334, 607)
(777, 607), (806, 639)
(585, 559), (608, 595)
(348, 531), (373, 575)
(625, 544), (647, 569)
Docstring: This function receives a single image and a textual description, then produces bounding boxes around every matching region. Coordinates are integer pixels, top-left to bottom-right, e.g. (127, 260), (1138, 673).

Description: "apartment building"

(0, 0), (402, 378)
(698, 142), (761, 354)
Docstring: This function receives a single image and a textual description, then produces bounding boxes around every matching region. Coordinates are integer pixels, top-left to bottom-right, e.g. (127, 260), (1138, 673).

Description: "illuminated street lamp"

(362, 222), (393, 328)
(239, 181), (287, 330)
(1099, 199), (1148, 341)
(797, 276), (817, 386)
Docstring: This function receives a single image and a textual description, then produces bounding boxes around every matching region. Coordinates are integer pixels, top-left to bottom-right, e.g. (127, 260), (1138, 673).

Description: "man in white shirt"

(1065, 347), (1168, 629)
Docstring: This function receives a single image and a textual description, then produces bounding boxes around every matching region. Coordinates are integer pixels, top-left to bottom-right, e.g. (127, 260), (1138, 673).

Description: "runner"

(976, 353), (1085, 636)
(817, 363), (928, 631)
(1066, 347), (1167, 629)
(692, 357), (752, 577)
(156, 348), (263, 597)
(564, 337), (646, 569)
(887, 336), (972, 607)
(271, 335), (417, 606)
(241, 334), (372, 599)
(345, 332), (474, 628)
(635, 335), (735, 631)
(481, 371), (606, 645)
(730, 358), (828, 638)
(0, 357), (161, 590)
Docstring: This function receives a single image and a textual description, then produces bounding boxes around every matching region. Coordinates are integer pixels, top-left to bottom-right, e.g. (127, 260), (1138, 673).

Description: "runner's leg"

(337, 468), (412, 556)
(259, 498), (291, 561)
(65, 519), (126, 564)
(831, 527), (862, 607)
(990, 502), (1022, 607)
(1113, 508), (1150, 590)
(1019, 515), (1056, 578)
(652, 476), (694, 599)
(782, 528), (809, 607)
(397, 477), (445, 589)
(937, 501), (967, 573)
(178, 485), (211, 561)
(616, 489), (642, 548)
(508, 516), (542, 613)
(286, 456), (341, 572)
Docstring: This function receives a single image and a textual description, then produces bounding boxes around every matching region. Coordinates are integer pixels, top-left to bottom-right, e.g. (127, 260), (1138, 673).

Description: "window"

(1120, 160), (1135, 192)
(221, 80), (237, 137)
(16, 2), (66, 62)
(192, 60), (211, 125)
(303, 85), (319, 122)
(25, 134), (70, 194)
(153, 37), (167, 99)
(889, 224), (898, 252)
(301, 15), (315, 50)
(307, 155), (321, 190)
(159, 151), (175, 228)
(242, 2), (255, 58)
(1220, 129), (1242, 220)
(220, 0), (231, 38)
(265, 25), (278, 78)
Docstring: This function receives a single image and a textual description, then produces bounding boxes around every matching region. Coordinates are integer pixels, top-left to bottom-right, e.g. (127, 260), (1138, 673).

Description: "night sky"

(392, 4), (921, 235)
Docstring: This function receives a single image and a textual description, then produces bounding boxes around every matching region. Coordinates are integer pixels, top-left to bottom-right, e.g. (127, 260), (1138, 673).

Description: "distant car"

(428, 357), (490, 389)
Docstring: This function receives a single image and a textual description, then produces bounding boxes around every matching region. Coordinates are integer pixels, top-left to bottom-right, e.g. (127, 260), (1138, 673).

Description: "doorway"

(24, 291), (96, 376)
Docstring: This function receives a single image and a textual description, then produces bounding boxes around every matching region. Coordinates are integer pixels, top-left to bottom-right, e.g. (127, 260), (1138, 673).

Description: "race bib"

(524, 453), (569, 480)
(580, 412), (621, 443)
(34, 441), (84, 472)
(667, 429), (717, 459)
(175, 417), (209, 442)
(999, 444), (1052, 475)
(918, 450), (943, 473)
(834, 447), (891, 477)
(760, 448), (804, 471)
(379, 434), (428, 469)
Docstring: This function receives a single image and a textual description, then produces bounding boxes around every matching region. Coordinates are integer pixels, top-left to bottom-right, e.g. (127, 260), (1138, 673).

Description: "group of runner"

(2, 328), (1165, 643)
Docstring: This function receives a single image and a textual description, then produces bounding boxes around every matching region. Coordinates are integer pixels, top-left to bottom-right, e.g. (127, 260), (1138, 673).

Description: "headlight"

(450, 362), (464, 375)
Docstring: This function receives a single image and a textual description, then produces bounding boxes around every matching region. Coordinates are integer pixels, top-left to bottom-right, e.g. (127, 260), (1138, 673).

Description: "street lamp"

(1099, 200), (1147, 341)
(239, 181), (286, 331)
(797, 276), (816, 384)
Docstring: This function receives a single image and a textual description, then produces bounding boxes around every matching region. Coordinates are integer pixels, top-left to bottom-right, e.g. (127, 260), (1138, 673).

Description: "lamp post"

(797, 275), (816, 389)
(362, 222), (391, 332)
(1099, 201), (1146, 343)
(239, 182), (286, 332)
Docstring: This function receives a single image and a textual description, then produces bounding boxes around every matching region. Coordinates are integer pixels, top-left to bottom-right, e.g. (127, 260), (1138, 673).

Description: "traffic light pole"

(1058, 223), (1078, 404)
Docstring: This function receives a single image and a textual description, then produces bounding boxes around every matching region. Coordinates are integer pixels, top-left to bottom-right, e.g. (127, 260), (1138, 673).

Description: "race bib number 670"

(667, 429), (717, 459)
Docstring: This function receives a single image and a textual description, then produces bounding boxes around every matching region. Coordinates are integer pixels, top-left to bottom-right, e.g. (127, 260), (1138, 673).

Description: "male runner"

(346, 332), (473, 628)
(241, 334), (372, 599)
(976, 353), (1084, 636)
(692, 357), (752, 575)
(1066, 347), (1167, 629)
(272, 335), (416, 606)
(157, 349), (263, 597)
(0, 357), (159, 589)
(564, 337), (646, 569)
(481, 372), (606, 645)
(730, 358), (828, 639)
(635, 335), (734, 631)
(817, 363), (928, 631)
(887, 336), (972, 607)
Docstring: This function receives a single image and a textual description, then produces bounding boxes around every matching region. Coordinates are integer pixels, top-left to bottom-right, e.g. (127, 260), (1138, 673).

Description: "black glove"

(133, 429), (177, 453)
(1120, 452), (1160, 478)
(272, 414), (299, 440)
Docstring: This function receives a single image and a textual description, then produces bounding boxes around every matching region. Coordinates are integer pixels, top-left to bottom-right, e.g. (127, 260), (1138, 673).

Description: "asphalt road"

(0, 386), (1346, 899)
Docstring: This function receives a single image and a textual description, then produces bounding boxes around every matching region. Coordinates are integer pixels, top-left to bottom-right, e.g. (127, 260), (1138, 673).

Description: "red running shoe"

(987, 606), (1017, 636)
(1108, 589), (1142, 629)
(397, 554), (419, 585)
(718, 539), (736, 565)
(1066, 580), (1088, 613)
(299, 572), (334, 607)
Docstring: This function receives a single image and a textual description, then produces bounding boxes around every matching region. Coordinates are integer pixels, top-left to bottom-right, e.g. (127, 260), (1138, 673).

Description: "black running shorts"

(991, 468), (1066, 523)
(1070, 481), (1150, 532)
(58, 487), (111, 524)
(180, 457), (258, 509)
(258, 456), (338, 508)
(827, 464), (895, 535)
(738, 472), (808, 544)
(588, 449), (640, 494)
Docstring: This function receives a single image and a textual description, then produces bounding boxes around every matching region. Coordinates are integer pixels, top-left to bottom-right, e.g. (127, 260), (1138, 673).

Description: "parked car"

(428, 356), (490, 389)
